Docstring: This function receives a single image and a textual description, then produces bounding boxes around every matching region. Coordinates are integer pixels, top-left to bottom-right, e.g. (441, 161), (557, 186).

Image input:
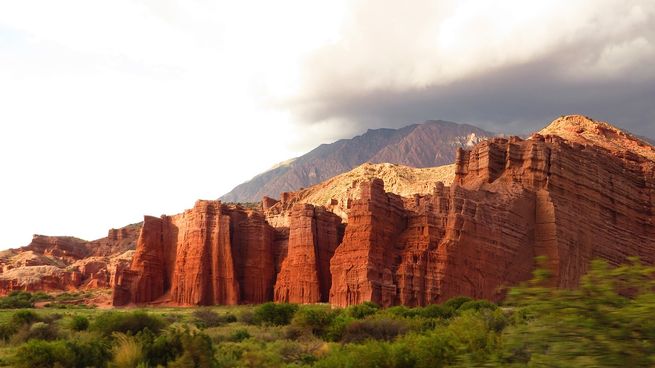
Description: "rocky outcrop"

(8, 115), (653, 309)
(113, 200), (277, 306)
(328, 117), (655, 306)
(274, 204), (344, 303)
(114, 116), (654, 307)
(0, 225), (140, 295)
(329, 179), (407, 307)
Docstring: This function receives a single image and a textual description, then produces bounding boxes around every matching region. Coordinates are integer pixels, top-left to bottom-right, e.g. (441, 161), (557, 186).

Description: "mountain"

(110, 115), (655, 307)
(220, 120), (493, 202)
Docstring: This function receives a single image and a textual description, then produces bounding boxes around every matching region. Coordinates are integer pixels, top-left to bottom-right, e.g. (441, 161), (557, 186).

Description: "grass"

(0, 259), (653, 367)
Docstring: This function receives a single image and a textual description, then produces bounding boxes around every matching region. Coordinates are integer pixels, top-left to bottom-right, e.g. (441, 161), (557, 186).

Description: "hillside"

(220, 120), (492, 202)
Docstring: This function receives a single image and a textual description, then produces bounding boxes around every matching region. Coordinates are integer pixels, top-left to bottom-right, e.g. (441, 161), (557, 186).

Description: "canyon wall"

(113, 200), (279, 306)
(111, 121), (655, 306)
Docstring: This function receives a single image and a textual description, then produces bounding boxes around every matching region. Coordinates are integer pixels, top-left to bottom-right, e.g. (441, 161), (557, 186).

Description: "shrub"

(192, 309), (237, 328)
(69, 315), (89, 331)
(254, 302), (298, 326)
(346, 301), (379, 319)
(66, 333), (111, 368)
(342, 317), (408, 343)
(24, 321), (59, 341)
(418, 304), (454, 319)
(384, 305), (419, 318)
(0, 291), (34, 308)
(136, 327), (183, 367)
(443, 296), (473, 311)
(237, 309), (257, 325)
(11, 310), (40, 326)
(457, 299), (497, 312)
(110, 333), (144, 368)
(13, 339), (75, 368)
(324, 313), (355, 342)
(229, 328), (251, 342)
(0, 323), (16, 341)
(291, 306), (339, 339)
(31, 292), (54, 301)
(92, 311), (165, 336)
(168, 332), (217, 368)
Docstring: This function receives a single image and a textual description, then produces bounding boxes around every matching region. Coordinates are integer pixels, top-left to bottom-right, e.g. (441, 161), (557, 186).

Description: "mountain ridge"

(220, 120), (493, 202)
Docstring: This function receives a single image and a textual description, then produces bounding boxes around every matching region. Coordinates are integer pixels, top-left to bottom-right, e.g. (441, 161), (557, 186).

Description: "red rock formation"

(274, 203), (343, 303)
(329, 117), (655, 306)
(113, 200), (277, 306)
(8, 115), (653, 308)
(329, 179), (408, 307)
(0, 224), (140, 296)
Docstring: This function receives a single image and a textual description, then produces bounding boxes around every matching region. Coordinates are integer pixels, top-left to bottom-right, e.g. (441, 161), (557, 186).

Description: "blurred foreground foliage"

(0, 257), (654, 367)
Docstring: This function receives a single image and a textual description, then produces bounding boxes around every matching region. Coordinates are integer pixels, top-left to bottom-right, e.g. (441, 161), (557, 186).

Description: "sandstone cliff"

(113, 200), (278, 306)
(112, 115), (654, 307)
(274, 204), (344, 303)
(329, 116), (655, 306)
(5, 115), (652, 309)
(0, 224), (140, 295)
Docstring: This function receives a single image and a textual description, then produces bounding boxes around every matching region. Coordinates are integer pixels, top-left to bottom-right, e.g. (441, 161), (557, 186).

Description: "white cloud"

(0, 0), (652, 248)
(0, 0), (349, 247)
(291, 0), (655, 105)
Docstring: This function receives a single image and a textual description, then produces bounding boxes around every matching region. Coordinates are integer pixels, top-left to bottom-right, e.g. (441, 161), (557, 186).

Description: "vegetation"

(0, 257), (654, 366)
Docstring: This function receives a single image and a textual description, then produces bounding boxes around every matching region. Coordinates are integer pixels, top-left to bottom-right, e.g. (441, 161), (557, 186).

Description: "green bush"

(417, 304), (453, 319)
(24, 322), (60, 341)
(0, 322), (16, 341)
(11, 310), (41, 326)
(0, 291), (54, 309)
(229, 328), (251, 342)
(346, 301), (379, 319)
(13, 339), (75, 368)
(342, 317), (409, 343)
(92, 311), (165, 336)
(69, 315), (89, 331)
(291, 306), (339, 339)
(254, 302), (298, 326)
(168, 331), (217, 368)
(66, 333), (111, 368)
(0, 291), (34, 308)
(443, 296), (473, 311)
(133, 328), (181, 367)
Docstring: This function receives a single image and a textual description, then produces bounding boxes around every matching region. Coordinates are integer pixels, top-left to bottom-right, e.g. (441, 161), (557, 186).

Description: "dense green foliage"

(254, 302), (299, 326)
(0, 291), (51, 309)
(1, 258), (655, 367)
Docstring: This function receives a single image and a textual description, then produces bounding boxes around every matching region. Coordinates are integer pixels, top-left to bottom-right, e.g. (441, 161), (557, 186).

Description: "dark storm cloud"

(295, 56), (655, 138)
(286, 0), (655, 139)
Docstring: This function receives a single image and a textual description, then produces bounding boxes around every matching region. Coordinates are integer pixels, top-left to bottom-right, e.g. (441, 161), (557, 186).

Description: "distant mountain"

(220, 120), (493, 202)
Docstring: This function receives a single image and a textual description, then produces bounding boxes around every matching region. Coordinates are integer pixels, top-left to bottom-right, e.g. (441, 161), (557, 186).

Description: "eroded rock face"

(10, 115), (653, 308)
(274, 203), (344, 303)
(0, 225), (140, 296)
(329, 179), (407, 307)
(328, 123), (655, 306)
(113, 200), (277, 306)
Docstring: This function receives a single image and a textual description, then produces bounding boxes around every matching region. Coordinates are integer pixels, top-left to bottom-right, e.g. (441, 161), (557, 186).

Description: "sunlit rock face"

(330, 116), (655, 306)
(0, 225), (139, 296)
(113, 116), (655, 307)
(5, 115), (647, 307)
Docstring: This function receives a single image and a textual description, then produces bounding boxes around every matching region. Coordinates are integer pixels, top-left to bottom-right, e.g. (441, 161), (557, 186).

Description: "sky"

(0, 0), (653, 248)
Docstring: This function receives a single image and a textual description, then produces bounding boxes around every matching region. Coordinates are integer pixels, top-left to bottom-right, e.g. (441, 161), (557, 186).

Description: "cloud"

(283, 0), (655, 137)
